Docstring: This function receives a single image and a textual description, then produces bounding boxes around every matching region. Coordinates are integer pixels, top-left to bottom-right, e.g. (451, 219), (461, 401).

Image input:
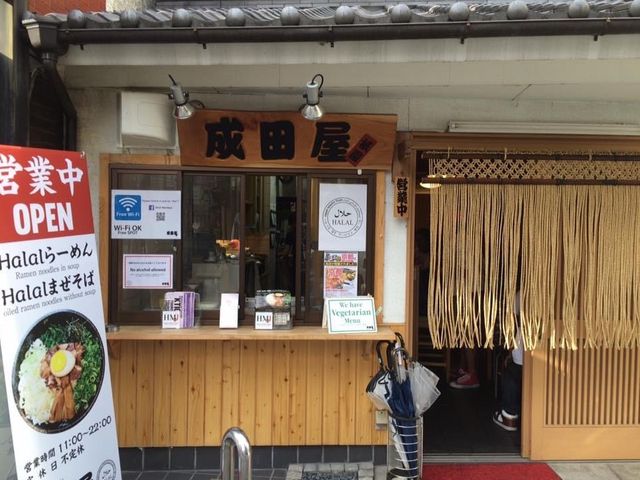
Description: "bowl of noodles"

(12, 310), (105, 433)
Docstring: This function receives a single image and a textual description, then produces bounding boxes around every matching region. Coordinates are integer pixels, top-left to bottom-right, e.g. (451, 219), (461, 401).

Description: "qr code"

(156, 212), (166, 221)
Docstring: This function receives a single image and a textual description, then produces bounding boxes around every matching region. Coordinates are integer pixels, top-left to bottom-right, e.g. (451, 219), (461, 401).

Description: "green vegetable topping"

(39, 316), (102, 413)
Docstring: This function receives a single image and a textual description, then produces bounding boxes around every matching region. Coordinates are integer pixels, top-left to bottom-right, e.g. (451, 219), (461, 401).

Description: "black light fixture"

(301, 73), (324, 121)
(168, 74), (196, 120)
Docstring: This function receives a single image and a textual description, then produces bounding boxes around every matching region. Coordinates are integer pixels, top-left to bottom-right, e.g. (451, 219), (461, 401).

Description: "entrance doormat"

(422, 463), (561, 480)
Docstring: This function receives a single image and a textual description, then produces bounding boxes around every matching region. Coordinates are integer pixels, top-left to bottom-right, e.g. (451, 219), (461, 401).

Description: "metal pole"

(221, 427), (252, 480)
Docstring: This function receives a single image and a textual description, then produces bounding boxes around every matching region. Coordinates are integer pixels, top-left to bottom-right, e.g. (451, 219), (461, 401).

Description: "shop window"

(109, 167), (375, 326)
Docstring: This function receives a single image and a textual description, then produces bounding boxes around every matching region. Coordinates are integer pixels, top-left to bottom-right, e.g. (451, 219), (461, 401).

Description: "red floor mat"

(422, 462), (561, 480)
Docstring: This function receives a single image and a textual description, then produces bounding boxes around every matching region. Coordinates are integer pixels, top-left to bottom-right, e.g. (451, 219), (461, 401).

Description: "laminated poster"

(318, 183), (367, 252)
(323, 252), (358, 299)
(0, 146), (121, 480)
(111, 189), (181, 240)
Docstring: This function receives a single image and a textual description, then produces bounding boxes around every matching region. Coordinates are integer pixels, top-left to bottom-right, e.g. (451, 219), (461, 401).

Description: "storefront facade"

(6, 0), (640, 468)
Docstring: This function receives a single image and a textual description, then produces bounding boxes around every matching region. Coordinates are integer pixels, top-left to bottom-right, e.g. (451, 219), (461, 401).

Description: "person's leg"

(493, 360), (522, 431)
(501, 361), (522, 417)
(450, 348), (480, 389)
(464, 348), (477, 376)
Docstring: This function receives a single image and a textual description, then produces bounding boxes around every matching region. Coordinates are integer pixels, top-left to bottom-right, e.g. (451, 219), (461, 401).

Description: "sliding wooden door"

(528, 344), (640, 459)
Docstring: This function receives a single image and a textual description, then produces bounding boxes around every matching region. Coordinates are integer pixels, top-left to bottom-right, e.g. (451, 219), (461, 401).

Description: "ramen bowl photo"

(12, 310), (105, 433)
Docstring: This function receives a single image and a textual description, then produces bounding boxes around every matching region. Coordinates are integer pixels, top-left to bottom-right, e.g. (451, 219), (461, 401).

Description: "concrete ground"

(547, 461), (640, 480)
(0, 427), (15, 480)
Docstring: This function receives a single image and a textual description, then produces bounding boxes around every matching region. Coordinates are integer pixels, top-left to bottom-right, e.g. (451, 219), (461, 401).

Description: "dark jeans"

(501, 360), (522, 417)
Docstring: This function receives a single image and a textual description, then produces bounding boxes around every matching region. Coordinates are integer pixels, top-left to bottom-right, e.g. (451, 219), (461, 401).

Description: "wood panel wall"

(108, 340), (387, 447)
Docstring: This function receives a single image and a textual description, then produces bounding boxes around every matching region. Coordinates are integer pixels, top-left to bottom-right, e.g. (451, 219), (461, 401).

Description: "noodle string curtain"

(427, 184), (640, 350)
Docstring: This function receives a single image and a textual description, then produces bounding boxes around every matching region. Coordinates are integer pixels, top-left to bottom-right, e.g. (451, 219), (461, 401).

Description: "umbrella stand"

(386, 413), (423, 480)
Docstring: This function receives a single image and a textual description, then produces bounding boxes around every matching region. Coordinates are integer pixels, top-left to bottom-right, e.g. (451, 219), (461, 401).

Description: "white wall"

(0, 1), (11, 60)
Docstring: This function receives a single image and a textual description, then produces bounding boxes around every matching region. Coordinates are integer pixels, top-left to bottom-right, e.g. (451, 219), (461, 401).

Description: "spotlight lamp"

(168, 74), (196, 120)
(301, 73), (324, 121)
(419, 174), (448, 190)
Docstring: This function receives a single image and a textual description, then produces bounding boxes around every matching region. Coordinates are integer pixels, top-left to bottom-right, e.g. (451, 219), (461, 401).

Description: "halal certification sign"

(97, 459), (117, 480)
(322, 197), (364, 239)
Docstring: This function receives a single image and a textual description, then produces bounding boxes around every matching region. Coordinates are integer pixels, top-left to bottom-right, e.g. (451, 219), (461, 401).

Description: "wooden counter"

(106, 324), (397, 341)
(106, 325), (404, 448)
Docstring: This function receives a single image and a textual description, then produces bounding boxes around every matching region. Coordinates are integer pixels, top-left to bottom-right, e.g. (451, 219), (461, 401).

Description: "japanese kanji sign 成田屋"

(177, 110), (397, 170)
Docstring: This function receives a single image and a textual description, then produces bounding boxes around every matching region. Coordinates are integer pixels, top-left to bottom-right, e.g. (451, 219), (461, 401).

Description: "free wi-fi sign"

(111, 190), (182, 240)
(114, 195), (142, 220)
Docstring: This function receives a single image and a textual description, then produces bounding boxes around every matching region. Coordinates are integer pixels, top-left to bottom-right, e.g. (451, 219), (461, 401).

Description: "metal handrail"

(221, 427), (252, 480)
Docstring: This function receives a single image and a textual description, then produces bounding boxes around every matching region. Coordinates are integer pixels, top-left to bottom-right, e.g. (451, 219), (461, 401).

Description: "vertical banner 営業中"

(0, 146), (121, 480)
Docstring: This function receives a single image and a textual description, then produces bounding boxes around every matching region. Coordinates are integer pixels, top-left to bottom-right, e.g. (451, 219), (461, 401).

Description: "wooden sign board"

(178, 110), (397, 170)
(393, 176), (410, 218)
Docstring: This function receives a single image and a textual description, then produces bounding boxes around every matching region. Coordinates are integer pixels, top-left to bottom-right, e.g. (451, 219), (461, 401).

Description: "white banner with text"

(0, 145), (121, 480)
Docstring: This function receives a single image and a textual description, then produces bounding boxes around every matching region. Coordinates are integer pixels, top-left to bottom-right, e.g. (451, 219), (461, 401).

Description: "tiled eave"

(22, 2), (640, 50)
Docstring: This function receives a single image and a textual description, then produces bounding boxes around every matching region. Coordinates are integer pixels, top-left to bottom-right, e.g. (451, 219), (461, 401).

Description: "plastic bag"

(408, 361), (441, 415)
(366, 340), (393, 411)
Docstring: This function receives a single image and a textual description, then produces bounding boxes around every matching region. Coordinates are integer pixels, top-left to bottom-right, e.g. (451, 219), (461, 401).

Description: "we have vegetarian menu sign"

(0, 146), (121, 480)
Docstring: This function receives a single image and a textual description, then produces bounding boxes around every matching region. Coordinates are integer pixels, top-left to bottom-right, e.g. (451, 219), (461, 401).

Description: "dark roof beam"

(22, 18), (640, 49)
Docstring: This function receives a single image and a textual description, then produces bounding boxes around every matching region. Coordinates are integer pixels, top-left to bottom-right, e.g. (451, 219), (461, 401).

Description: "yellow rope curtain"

(428, 184), (640, 350)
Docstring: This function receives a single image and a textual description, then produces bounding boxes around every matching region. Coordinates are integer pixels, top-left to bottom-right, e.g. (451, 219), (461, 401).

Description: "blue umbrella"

(385, 336), (420, 479)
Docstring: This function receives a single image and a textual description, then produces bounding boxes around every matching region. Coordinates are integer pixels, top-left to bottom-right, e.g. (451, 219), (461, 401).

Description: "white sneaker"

(493, 410), (518, 431)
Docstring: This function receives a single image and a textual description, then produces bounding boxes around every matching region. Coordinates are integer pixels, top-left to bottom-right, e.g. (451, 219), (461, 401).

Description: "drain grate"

(302, 472), (358, 480)
(288, 462), (375, 480)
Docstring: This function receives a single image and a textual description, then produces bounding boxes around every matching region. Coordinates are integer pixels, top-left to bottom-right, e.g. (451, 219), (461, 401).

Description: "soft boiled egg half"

(50, 350), (76, 377)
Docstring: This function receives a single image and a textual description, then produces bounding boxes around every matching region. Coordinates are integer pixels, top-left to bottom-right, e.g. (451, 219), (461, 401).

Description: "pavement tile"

(608, 462), (640, 480)
(548, 462), (618, 480)
(373, 465), (387, 480)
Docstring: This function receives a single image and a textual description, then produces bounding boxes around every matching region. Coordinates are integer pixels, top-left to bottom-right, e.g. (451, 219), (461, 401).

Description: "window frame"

(109, 164), (377, 326)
